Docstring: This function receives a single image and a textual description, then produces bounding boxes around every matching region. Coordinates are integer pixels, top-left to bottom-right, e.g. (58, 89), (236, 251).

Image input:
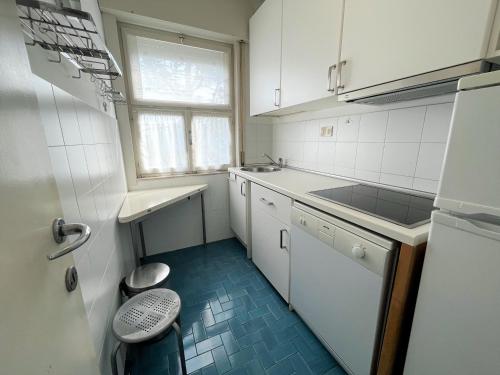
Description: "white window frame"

(120, 24), (235, 178)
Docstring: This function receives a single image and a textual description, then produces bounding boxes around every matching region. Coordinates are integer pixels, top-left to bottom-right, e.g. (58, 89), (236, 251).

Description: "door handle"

(48, 218), (91, 260)
(336, 60), (347, 91)
(240, 181), (246, 197)
(280, 229), (288, 251)
(259, 197), (274, 206)
(327, 64), (337, 92)
(274, 88), (281, 107)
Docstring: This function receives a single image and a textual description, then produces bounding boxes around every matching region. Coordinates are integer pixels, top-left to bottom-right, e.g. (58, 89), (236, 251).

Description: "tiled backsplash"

(271, 100), (454, 193)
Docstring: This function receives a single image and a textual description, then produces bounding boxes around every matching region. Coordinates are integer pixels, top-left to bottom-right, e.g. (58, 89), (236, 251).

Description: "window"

(122, 26), (234, 177)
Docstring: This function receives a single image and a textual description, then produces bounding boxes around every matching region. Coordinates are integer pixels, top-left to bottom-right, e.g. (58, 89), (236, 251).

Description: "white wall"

(270, 96), (455, 193)
(100, 0), (263, 41)
(25, 1), (135, 373)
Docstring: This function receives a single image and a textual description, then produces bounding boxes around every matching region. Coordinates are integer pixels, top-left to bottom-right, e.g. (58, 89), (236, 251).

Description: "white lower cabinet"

(251, 184), (291, 302)
(229, 173), (247, 245)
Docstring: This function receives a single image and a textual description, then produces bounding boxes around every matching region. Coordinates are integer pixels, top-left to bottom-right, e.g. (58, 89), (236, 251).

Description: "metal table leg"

(138, 221), (147, 258)
(129, 223), (140, 266)
(201, 192), (207, 248)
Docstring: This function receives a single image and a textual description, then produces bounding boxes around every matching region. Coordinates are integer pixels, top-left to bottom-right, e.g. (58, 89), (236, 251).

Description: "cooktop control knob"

(352, 244), (365, 259)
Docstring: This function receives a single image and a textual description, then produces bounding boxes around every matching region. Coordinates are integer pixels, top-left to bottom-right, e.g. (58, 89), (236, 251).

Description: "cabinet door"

(229, 174), (247, 244)
(281, 0), (343, 108)
(249, 0), (283, 116)
(338, 0), (497, 94)
(251, 204), (290, 302)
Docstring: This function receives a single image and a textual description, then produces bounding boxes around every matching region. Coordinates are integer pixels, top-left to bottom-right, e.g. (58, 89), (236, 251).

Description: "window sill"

(137, 170), (229, 181)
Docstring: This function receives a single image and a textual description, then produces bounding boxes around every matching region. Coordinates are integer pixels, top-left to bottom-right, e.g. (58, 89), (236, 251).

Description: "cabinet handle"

(274, 88), (281, 107)
(336, 60), (347, 91)
(327, 64), (337, 92)
(240, 181), (246, 197)
(280, 228), (288, 251)
(259, 197), (274, 206)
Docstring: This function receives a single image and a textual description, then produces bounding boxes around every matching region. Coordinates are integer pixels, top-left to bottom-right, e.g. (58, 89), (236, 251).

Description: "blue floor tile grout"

(129, 238), (346, 375)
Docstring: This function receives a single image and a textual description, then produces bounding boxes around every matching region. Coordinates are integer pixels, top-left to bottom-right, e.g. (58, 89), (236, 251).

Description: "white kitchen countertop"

(229, 167), (429, 246)
(118, 184), (208, 223)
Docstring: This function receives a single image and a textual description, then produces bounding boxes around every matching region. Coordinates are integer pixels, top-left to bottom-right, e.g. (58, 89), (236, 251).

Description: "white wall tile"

(33, 76), (64, 146)
(337, 115), (360, 142)
(355, 169), (380, 182)
(66, 145), (92, 197)
(415, 143), (446, 180)
(75, 99), (94, 145)
(53, 86), (82, 145)
(421, 102), (453, 142)
(335, 142), (357, 169)
(304, 120), (319, 141)
(381, 143), (419, 176)
(303, 142), (318, 164)
(359, 111), (388, 142)
(412, 177), (439, 193)
(355, 143), (384, 172)
(334, 165), (355, 178)
(317, 142), (335, 165)
(48, 146), (81, 223)
(386, 107), (426, 142)
(380, 173), (413, 189)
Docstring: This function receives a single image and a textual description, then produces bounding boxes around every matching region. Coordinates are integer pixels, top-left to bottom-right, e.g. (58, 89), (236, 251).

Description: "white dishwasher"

(290, 202), (397, 375)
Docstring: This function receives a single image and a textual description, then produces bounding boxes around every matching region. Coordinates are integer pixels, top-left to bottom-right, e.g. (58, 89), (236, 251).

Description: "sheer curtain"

(136, 111), (188, 175)
(192, 115), (233, 171)
(127, 34), (230, 106)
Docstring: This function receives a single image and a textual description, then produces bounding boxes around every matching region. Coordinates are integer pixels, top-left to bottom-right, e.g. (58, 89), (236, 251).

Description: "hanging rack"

(16, 0), (126, 105)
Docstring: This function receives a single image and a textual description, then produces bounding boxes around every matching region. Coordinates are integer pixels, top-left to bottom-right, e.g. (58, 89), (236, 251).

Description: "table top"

(118, 184), (208, 223)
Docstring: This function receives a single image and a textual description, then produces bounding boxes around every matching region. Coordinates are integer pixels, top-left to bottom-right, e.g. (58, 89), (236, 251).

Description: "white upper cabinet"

(337, 0), (498, 95)
(281, 0), (343, 108)
(249, 0), (283, 116)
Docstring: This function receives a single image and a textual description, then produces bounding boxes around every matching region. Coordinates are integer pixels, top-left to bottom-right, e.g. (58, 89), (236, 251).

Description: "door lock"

(65, 266), (78, 292)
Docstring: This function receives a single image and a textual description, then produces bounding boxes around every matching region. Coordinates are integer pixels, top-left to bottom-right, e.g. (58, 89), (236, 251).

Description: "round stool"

(111, 288), (186, 375)
(120, 263), (170, 297)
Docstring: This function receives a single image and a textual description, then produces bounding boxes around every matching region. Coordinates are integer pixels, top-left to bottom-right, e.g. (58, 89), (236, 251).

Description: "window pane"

(127, 34), (230, 106)
(136, 111), (188, 175)
(192, 115), (233, 171)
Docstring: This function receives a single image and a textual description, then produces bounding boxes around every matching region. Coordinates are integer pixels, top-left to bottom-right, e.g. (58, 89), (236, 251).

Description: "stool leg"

(172, 319), (187, 375)
(111, 342), (122, 375)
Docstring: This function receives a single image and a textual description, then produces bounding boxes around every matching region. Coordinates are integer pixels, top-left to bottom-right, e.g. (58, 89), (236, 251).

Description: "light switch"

(320, 126), (333, 137)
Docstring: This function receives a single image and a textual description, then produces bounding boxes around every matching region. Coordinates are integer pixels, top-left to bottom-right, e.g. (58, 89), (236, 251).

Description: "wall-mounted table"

(118, 184), (208, 264)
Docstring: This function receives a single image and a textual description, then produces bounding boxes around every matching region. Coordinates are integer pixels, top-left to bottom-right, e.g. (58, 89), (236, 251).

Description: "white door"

(229, 173), (247, 245)
(338, 0), (496, 94)
(281, 0), (343, 108)
(249, 0), (283, 116)
(404, 211), (500, 375)
(251, 206), (290, 302)
(0, 2), (99, 374)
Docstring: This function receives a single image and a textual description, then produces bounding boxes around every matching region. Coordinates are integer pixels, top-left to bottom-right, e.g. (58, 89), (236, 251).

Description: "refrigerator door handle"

(455, 216), (500, 241)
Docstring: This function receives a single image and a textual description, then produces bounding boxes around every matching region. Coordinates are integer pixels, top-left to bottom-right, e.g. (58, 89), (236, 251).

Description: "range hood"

(337, 61), (493, 105)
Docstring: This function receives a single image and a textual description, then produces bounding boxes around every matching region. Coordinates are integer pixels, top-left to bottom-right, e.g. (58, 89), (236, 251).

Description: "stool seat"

(113, 288), (181, 344)
(124, 263), (170, 295)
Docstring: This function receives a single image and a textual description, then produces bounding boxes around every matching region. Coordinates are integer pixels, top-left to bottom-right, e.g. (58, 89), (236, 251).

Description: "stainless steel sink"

(240, 166), (281, 173)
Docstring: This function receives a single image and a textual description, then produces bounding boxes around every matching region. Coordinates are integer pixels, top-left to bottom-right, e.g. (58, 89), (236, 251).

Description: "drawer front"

(251, 183), (292, 225)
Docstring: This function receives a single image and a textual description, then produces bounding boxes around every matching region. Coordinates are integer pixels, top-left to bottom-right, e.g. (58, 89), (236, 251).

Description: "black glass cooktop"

(308, 184), (435, 228)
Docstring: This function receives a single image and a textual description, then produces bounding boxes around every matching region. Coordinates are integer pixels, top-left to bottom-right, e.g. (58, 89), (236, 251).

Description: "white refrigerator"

(404, 70), (500, 374)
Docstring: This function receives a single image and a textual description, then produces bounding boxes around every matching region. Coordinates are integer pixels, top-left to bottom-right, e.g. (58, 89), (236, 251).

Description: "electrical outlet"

(320, 126), (333, 137)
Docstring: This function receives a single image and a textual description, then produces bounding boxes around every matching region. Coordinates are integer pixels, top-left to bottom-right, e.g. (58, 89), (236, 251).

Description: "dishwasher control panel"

(291, 205), (395, 277)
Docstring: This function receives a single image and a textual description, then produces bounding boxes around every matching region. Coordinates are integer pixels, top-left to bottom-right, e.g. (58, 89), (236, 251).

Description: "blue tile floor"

(131, 238), (347, 375)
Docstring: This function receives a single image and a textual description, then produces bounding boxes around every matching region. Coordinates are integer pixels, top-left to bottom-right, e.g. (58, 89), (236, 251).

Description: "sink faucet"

(263, 153), (283, 168)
